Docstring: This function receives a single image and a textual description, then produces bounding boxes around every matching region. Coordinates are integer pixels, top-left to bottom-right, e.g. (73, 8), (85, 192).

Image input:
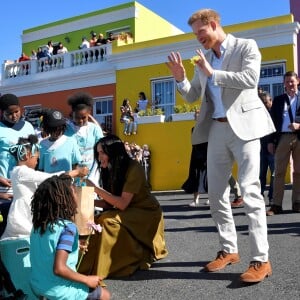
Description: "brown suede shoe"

(231, 197), (244, 208)
(266, 205), (283, 216)
(204, 251), (240, 272)
(240, 261), (272, 283)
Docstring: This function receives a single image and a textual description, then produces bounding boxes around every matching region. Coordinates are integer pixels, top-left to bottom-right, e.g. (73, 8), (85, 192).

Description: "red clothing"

(18, 55), (30, 62)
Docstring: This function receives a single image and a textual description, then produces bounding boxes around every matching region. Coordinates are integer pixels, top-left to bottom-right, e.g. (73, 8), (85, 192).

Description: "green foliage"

(138, 108), (164, 116)
(173, 104), (199, 113)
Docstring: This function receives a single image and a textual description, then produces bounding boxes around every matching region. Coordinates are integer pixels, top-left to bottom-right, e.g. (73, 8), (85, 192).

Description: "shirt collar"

(213, 35), (228, 58)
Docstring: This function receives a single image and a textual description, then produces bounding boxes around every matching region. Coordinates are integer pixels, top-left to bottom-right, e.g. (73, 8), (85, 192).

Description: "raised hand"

(193, 49), (214, 77)
(166, 52), (186, 82)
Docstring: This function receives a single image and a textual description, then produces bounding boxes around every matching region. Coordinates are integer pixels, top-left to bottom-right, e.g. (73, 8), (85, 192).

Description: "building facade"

(1, 2), (299, 190)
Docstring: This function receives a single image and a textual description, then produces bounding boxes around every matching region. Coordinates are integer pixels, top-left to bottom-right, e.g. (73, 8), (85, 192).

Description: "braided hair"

(9, 134), (39, 161)
(31, 174), (77, 235)
(42, 123), (66, 136)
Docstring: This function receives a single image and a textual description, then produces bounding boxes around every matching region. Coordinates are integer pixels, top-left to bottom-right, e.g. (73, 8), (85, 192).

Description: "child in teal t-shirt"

(30, 174), (111, 300)
(65, 92), (104, 170)
(38, 109), (82, 173)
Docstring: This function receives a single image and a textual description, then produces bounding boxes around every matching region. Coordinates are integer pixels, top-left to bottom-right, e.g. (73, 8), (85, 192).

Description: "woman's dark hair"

(139, 92), (146, 100)
(122, 99), (129, 107)
(94, 134), (131, 195)
(9, 134), (39, 161)
(31, 174), (77, 235)
(67, 92), (93, 112)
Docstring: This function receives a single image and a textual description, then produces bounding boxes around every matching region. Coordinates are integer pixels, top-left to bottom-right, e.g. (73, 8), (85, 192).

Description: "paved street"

(105, 189), (300, 300)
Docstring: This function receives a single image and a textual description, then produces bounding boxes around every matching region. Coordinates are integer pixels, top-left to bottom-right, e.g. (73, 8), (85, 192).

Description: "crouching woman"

(79, 134), (168, 278)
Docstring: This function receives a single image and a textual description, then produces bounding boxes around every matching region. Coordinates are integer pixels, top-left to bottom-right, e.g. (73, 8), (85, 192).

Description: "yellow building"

(1, 2), (299, 190)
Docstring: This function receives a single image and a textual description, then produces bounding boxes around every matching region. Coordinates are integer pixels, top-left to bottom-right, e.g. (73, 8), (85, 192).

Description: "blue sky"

(0, 0), (290, 64)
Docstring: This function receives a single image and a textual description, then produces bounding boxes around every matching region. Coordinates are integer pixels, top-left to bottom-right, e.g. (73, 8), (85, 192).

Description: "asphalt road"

(105, 189), (300, 300)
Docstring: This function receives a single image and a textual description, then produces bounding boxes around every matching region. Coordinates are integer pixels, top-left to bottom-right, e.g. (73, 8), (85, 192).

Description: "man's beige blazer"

(178, 34), (275, 145)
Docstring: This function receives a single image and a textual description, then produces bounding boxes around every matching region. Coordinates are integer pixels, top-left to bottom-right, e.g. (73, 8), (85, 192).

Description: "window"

(151, 77), (175, 121)
(93, 96), (113, 134)
(260, 64), (284, 78)
(272, 83), (284, 97)
(259, 62), (285, 98)
(23, 104), (42, 128)
(106, 26), (131, 39)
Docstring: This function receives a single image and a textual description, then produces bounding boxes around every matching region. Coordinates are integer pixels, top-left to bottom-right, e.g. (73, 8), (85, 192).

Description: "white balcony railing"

(2, 44), (112, 80)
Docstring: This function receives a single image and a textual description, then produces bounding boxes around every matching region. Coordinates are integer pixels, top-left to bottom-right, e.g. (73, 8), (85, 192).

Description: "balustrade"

(2, 44), (112, 80)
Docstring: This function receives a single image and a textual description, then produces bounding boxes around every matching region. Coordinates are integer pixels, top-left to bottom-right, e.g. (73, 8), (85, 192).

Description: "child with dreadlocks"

(1, 134), (88, 240)
(30, 174), (111, 300)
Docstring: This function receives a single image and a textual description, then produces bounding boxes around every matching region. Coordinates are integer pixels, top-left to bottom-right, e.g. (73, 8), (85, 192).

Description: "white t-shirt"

(1, 165), (63, 240)
(138, 99), (148, 111)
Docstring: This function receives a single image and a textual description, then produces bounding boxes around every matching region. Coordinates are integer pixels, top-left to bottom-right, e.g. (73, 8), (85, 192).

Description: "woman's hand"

(94, 186), (133, 211)
(86, 179), (96, 187)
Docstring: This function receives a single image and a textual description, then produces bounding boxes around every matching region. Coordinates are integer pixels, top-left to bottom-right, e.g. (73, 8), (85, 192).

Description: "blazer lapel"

(201, 51), (213, 100)
(221, 34), (236, 71)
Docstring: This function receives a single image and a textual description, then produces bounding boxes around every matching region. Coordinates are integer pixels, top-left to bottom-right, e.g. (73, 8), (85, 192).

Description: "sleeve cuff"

(176, 78), (188, 89)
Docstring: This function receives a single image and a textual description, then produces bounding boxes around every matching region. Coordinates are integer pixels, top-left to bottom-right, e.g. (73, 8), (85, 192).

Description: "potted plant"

(137, 108), (165, 124)
(172, 104), (199, 121)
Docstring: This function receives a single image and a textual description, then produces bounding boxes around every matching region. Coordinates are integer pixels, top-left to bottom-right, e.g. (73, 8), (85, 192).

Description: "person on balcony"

(36, 47), (46, 60)
(17, 52), (30, 75)
(106, 32), (115, 43)
(30, 50), (37, 60)
(42, 40), (53, 70)
(79, 37), (90, 63)
(89, 31), (98, 47)
(89, 32), (100, 61)
(135, 92), (149, 112)
(18, 52), (30, 62)
(96, 33), (107, 60)
(44, 40), (53, 58)
(79, 37), (90, 49)
(56, 42), (68, 54)
(120, 99), (135, 135)
(36, 47), (48, 72)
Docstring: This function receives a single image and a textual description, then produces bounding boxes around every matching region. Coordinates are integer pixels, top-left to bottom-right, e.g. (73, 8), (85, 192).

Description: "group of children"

(0, 93), (111, 299)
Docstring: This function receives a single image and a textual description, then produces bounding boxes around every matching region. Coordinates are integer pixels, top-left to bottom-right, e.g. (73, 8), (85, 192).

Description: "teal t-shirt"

(30, 220), (88, 300)
(0, 120), (35, 178)
(65, 121), (103, 169)
(38, 135), (82, 172)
